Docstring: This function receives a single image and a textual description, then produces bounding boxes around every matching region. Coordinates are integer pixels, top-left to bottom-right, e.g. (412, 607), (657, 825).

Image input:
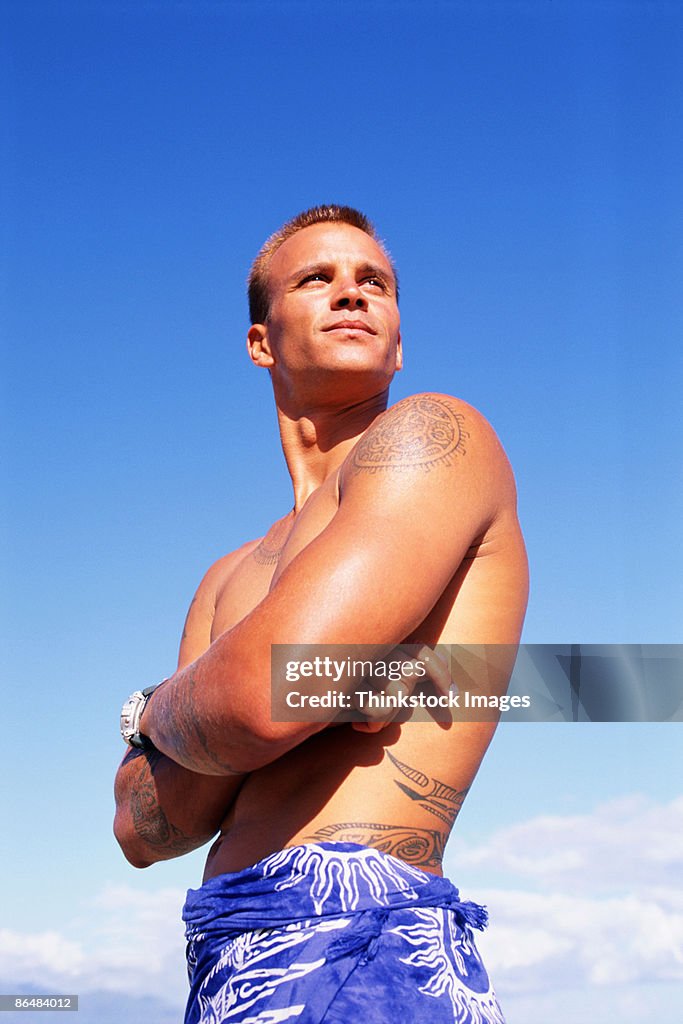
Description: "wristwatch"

(120, 684), (160, 751)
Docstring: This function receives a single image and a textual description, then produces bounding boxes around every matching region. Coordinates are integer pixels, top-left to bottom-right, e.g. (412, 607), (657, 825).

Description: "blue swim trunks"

(183, 842), (505, 1023)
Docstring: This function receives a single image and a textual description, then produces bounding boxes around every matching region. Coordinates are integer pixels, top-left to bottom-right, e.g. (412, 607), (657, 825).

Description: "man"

(114, 205), (528, 1023)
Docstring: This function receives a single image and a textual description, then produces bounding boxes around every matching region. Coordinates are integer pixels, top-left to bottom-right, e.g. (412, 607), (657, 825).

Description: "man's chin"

(275, 366), (396, 413)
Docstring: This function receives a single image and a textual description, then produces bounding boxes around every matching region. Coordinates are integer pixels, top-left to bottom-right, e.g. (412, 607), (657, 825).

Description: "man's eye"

(364, 277), (386, 290)
(301, 273), (327, 284)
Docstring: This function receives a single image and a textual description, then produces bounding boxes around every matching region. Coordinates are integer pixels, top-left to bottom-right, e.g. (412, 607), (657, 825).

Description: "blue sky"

(2, 2), (682, 1022)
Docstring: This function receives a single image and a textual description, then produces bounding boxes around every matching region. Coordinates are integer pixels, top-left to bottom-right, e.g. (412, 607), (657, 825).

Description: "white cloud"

(0, 884), (188, 1005)
(443, 794), (683, 1000)
(0, 930), (86, 977)
(448, 793), (683, 891)
(500, 980), (683, 1024)
(478, 888), (683, 994)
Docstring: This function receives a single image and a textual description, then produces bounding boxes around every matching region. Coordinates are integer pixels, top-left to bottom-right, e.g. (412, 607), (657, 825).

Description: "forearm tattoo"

(387, 750), (469, 827)
(352, 395), (468, 473)
(306, 822), (445, 868)
(123, 749), (207, 856)
(152, 671), (241, 775)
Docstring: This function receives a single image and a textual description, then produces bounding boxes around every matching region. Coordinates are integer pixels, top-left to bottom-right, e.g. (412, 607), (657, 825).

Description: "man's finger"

(415, 644), (452, 696)
(351, 720), (388, 733)
(360, 675), (414, 720)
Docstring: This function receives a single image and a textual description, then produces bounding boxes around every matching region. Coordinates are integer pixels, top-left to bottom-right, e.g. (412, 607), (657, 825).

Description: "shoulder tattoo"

(352, 395), (468, 473)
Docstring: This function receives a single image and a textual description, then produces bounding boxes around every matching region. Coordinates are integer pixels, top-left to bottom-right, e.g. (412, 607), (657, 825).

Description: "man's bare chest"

(210, 470), (342, 641)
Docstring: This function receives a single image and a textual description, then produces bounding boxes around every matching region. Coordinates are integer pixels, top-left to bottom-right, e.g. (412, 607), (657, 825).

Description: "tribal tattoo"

(305, 822), (445, 868)
(252, 539), (285, 566)
(352, 395), (468, 474)
(153, 671), (241, 775)
(253, 512), (295, 566)
(123, 748), (205, 856)
(386, 750), (469, 827)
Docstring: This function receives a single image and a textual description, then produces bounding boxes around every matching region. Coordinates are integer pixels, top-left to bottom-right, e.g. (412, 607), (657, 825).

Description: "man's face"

(249, 222), (402, 400)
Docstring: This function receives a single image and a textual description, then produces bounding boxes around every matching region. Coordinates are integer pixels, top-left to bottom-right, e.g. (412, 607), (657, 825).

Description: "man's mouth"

(323, 320), (376, 334)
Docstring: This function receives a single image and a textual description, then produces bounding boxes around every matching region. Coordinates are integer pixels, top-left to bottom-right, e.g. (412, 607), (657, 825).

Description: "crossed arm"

(113, 555), (247, 868)
(114, 394), (517, 866)
(139, 395), (512, 774)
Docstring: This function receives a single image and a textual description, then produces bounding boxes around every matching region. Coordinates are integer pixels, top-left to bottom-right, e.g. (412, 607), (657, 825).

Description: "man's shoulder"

(345, 392), (504, 478)
(178, 538), (264, 665)
(386, 391), (481, 415)
(335, 391), (518, 537)
(199, 537), (263, 593)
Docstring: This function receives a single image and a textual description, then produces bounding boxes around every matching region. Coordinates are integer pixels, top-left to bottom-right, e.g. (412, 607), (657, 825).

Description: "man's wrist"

(120, 682), (167, 751)
(137, 681), (165, 748)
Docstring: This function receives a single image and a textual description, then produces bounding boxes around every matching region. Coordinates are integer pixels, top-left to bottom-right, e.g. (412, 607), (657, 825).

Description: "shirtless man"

(114, 205), (528, 1024)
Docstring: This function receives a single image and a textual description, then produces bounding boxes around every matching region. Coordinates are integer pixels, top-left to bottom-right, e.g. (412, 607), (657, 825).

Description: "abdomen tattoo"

(305, 822), (445, 868)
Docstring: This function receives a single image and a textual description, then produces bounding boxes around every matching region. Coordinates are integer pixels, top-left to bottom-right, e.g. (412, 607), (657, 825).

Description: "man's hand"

(352, 645), (452, 733)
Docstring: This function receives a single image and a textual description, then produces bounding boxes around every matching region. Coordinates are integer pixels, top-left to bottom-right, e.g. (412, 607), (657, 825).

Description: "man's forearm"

(113, 746), (245, 867)
(139, 629), (323, 775)
(139, 629), (428, 775)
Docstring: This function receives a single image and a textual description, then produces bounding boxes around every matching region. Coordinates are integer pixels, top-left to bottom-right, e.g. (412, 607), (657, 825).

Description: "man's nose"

(331, 279), (368, 310)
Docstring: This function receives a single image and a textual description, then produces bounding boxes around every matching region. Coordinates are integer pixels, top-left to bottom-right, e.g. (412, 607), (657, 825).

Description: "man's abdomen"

(203, 719), (495, 882)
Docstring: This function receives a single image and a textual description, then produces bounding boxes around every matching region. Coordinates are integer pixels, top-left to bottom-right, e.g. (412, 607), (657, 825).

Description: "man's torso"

(190, 434), (527, 881)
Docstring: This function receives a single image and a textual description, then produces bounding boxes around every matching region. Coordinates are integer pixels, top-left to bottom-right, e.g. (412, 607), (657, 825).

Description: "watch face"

(120, 691), (144, 745)
(120, 688), (157, 750)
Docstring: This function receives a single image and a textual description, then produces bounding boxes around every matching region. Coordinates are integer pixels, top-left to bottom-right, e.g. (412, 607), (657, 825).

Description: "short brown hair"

(247, 204), (399, 324)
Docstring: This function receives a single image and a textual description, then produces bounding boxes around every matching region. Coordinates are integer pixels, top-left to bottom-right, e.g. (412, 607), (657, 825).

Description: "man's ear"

(395, 330), (403, 372)
(247, 324), (275, 368)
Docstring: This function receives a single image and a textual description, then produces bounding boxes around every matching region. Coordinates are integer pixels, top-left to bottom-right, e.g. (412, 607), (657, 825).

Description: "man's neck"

(275, 389), (390, 511)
